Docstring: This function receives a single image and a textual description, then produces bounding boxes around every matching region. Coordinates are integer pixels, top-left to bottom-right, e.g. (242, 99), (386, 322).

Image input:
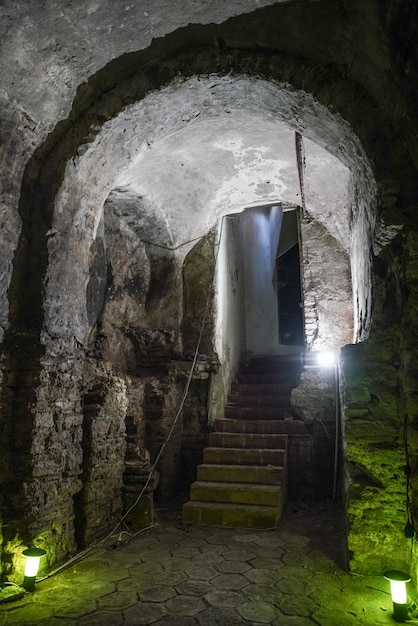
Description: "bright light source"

(316, 350), (336, 367)
(23, 547), (46, 592)
(384, 570), (411, 622)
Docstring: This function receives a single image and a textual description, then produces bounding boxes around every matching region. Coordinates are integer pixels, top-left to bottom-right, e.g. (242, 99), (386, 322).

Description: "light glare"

(24, 555), (41, 577)
(390, 579), (407, 605)
(316, 350), (336, 367)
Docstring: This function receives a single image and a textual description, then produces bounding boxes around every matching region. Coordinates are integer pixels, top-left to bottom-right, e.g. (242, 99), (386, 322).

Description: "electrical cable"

(36, 216), (227, 581)
(403, 413), (415, 543)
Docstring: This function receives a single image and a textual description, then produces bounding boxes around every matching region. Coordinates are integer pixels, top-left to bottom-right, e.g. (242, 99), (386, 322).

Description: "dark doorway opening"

(276, 211), (304, 346)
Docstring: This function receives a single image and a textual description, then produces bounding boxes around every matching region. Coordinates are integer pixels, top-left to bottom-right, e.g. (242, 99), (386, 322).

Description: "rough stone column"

(342, 227), (412, 575)
(75, 362), (128, 548)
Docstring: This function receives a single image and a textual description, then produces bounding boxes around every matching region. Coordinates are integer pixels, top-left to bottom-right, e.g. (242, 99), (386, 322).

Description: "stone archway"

(0, 33), (405, 576)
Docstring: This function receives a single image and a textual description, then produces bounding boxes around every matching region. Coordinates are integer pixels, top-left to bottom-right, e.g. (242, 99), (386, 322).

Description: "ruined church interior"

(1, 0), (418, 624)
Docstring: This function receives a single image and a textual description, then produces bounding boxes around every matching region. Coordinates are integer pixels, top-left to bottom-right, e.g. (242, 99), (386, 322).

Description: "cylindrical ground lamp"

(22, 547), (46, 591)
(384, 570), (411, 623)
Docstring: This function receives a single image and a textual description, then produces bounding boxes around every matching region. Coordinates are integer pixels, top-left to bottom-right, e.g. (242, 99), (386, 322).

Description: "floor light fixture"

(384, 570), (411, 622)
(22, 547), (46, 591)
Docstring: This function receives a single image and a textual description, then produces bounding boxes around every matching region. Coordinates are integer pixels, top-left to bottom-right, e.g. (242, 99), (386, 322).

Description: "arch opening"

(1, 69), (379, 574)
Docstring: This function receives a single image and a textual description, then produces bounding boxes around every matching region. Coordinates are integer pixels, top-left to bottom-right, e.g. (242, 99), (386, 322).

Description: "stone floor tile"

(170, 538), (206, 548)
(0, 603), (55, 625)
(306, 549), (336, 571)
(97, 590), (138, 609)
(164, 594), (206, 616)
(175, 579), (213, 596)
(138, 584), (177, 602)
(276, 594), (317, 617)
(161, 556), (190, 571)
(140, 548), (179, 562)
(200, 543), (228, 554)
(275, 574), (315, 596)
(153, 616), (199, 626)
(254, 536), (286, 548)
(198, 606), (244, 626)
(129, 562), (164, 577)
(242, 583), (279, 604)
(75, 578), (116, 598)
(244, 567), (279, 585)
(272, 616), (317, 626)
(42, 617), (78, 626)
(211, 573), (248, 590)
(237, 599), (280, 623)
(78, 608), (125, 625)
(310, 609), (364, 626)
(204, 535), (238, 545)
(156, 533), (187, 544)
(276, 564), (311, 580)
(232, 533), (262, 543)
(159, 570), (188, 586)
(105, 551), (144, 568)
(117, 576), (159, 593)
(54, 597), (98, 619)
(123, 601), (166, 624)
(224, 548), (256, 561)
(253, 546), (284, 559)
(184, 565), (218, 580)
(170, 547), (202, 558)
(204, 589), (243, 607)
(191, 553), (225, 567)
(249, 556), (281, 570)
(215, 559), (251, 574)
(281, 551), (312, 566)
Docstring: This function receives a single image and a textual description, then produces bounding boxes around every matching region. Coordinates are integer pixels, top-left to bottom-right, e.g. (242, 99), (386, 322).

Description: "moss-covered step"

(213, 418), (306, 435)
(208, 432), (287, 449)
(182, 501), (283, 528)
(203, 447), (286, 466)
(224, 406), (292, 419)
(196, 463), (285, 485)
(189, 480), (283, 507)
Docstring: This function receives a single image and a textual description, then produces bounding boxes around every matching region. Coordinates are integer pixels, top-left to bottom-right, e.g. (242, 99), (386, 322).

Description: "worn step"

(189, 481), (283, 507)
(236, 373), (295, 385)
(213, 418), (307, 435)
(208, 432), (287, 449)
(227, 394), (291, 407)
(182, 500), (283, 528)
(196, 463), (285, 485)
(244, 355), (302, 372)
(231, 383), (292, 396)
(203, 447), (286, 466)
(225, 406), (295, 420)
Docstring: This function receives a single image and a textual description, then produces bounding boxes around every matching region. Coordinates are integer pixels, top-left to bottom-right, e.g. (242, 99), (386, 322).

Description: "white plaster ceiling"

(115, 114), (351, 249)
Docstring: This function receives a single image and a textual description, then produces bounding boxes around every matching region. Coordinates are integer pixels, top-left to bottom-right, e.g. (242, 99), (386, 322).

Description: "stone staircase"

(182, 354), (305, 529)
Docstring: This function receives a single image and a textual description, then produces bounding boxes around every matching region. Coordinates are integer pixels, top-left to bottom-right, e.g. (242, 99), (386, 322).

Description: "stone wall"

(342, 222), (418, 575)
(291, 368), (338, 500)
(300, 218), (354, 350)
(75, 362), (128, 548)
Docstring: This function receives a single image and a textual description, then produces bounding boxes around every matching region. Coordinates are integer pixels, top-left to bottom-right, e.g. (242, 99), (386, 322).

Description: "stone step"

(243, 355), (302, 373)
(227, 394), (291, 407)
(225, 406), (295, 420)
(189, 481), (283, 507)
(203, 447), (286, 466)
(236, 373), (294, 385)
(197, 463), (285, 484)
(182, 500), (283, 528)
(231, 383), (292, 396)
(208, 432), (287, 449)
(213, 418), (306, 435)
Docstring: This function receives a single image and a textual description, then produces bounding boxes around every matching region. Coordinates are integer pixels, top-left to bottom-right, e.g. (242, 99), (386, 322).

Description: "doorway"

(275, 210), (304, 347)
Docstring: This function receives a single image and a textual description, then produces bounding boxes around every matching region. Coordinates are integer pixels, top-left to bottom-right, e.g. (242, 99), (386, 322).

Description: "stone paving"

(0, 502), (399, 625)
